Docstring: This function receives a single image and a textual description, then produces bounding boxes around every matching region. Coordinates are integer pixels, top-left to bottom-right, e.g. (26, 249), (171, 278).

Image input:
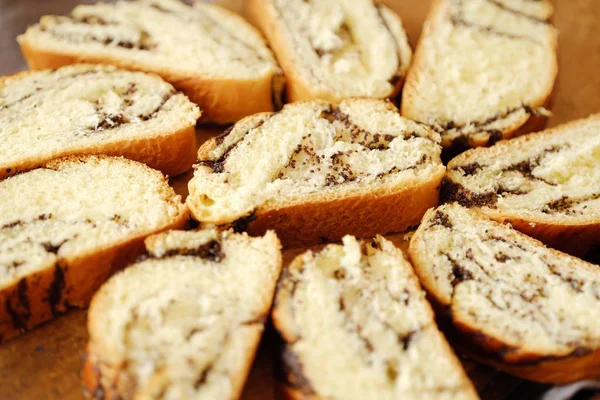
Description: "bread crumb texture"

(410, 204), (600, 361)
(87, 229), (281, 399)
(0, 64), (199, 174)
(0, 156), (185, 288)
(273, 235), (478, 400)
(188, 99), (444, 223)
(402, 0), (557, 148)
(444, 114), (600, 223)
(267, 0), (412, 99)
(18, 0), (279, 79)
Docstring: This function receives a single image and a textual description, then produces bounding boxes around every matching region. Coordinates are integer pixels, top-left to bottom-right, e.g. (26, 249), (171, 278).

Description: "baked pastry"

(443, 114), (600, 255)
(273, 235), (479, 399)
(187, 99), (445, 247)
(247, 0), (412, 102)
(18, 0), (283, 124)
(401, 0), (558, 150)
(0, 64), (200, 179)
(409, 204), (600, 384)
(0, 155), (187, 343)
(83, 229), (282, 400)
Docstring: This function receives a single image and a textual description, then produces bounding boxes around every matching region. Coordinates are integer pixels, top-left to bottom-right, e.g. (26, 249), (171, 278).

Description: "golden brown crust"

(276, 384), (317, 400)
(246, 0), (325, 103)
(0, 124), (197, 180)
(245, 171), (444, 248)
(447, 317), (600, 384)
(0, 215), (187, 344)
(400, 0), (558, 149)
(0, 155), (189, 343)
(487, 215), (600, 257)
(446, 113), (600, 168)
(82, 350), (121, 400)
(19, 41), (277, 125)
(400, 0), (444, 118)
(247, 0), (406, 103)
(464, 92), (554, 149)
(271, 309), (319, 399)
(229, 328), (265, 400)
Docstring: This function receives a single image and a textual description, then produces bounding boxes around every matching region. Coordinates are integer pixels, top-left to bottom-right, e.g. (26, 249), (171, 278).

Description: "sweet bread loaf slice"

(247, 0), (412, 102)
(0, 64), (200, 179)
(18, 0), (283, 124)
(273, 235), (479, 400)
(443, 114), (600, 255)
(0, 155), (187, 343)
(401, 0), (558, 150)
(409, 204), (600, 383)
(187, 99), (445, 247)
(83, 229), (282, 400)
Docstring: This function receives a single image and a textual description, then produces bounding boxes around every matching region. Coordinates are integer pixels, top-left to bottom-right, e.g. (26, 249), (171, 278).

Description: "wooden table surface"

(1, 0), (600, 399)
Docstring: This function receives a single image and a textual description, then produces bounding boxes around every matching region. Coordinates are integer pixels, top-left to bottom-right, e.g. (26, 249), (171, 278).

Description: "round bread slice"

(0, 155), (188, 343)
(401, 0), (558, 151)
(273, 235), (479, 400)
(409, 204), (600, 384)
(17, 0), (283, 124)
(83, 229), (282, 400)
(443, 114), (600, 256)
(247, 0), (412, 103)
(0, 64), (200, 179)
(187, 98), (445, 247)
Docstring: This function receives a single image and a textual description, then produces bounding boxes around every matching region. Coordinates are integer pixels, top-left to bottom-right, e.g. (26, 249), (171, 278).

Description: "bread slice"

(443, 114), (600, 256)
(17, 0), (283, 124)
(247, 0), (412, 103)
(273, 235), (479, 400)
(0, 64), (200, 179)
(0, 155), (187, 343)
(187, 98), (445, 247)
(83, 229), (282, 400)
(401, 0), (558, 150)
(409, 204), (600, 383)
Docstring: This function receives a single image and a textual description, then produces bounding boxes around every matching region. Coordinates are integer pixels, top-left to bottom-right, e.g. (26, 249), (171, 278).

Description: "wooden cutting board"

(1, 0), (600, 399)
